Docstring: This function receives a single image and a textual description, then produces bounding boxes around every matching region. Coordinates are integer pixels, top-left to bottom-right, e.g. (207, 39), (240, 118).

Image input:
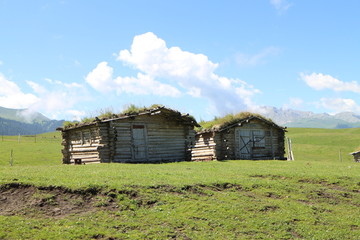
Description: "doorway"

(131, 125), (148, 161)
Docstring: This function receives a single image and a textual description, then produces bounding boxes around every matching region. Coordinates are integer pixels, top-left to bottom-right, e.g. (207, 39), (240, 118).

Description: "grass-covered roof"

(59, 104), (199, 130)
(196, 112), (284, 132)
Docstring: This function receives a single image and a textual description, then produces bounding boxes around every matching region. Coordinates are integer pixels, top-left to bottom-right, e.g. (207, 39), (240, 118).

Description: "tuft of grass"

(80, 117), (95, 124)
(120, 104), (163, 115)
(61, 104), (165, 128)
(197, 112), (276, 131)
(62, 120), (79, 128)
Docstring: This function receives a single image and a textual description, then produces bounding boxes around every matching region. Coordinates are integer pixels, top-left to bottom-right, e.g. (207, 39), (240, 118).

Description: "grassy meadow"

(0, 128), (359, 239)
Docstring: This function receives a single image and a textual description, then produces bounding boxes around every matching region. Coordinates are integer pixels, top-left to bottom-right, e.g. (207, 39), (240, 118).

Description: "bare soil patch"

(0, 183), (118, 218)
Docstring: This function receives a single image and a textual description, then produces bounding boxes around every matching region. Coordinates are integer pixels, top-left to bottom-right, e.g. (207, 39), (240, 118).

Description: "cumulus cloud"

(86, 61), (181, 97)
(301, 73), (360, 93)
(66, 110), (86, 121)
(27, 80), (47, 94)
(318, 98), (360, 113)
(235, 47), (280, 66)
(85, 61), (114, 93)
(26, 78), (88, 119)
(118, 32), (218, 81)
(114, 73), (181, 97)
(0, 73), (39, 108)
(85, 32), (260, 115)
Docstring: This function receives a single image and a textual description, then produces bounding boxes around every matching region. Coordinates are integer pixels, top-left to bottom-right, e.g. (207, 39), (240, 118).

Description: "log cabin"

(57, 106), (199, 164)
(191, 114), (286, 161)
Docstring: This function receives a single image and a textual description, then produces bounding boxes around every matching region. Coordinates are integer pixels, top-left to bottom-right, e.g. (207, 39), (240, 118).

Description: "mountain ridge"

(1, 106), (360, 135)
(0, 106), (64, 135)
(0, 106), (50, 123)
(259, 106), (360, 128)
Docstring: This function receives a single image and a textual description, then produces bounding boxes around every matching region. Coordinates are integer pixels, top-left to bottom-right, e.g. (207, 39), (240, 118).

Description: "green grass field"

(0, 128), (359, 239)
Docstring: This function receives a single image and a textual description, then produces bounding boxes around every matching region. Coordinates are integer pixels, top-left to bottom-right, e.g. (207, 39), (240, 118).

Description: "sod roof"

(197, 112), (285, 133)
(58, 105), (199, 131)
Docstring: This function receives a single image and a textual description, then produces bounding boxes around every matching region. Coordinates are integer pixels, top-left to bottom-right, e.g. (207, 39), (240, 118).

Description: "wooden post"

(287, 138), (294, 161)
(18, 134), (20, 143)
(339, 149), (342, 162)
(10, 149), (13, 166)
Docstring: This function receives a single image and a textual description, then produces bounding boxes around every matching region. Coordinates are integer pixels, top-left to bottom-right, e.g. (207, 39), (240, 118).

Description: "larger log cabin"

(57, 107), (199, 164)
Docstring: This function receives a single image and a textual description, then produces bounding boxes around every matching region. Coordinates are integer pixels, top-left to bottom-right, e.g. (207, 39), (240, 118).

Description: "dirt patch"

(0, 182), (249, 218)
(250, 174), (288, 180)
(0, 183), (119, 218)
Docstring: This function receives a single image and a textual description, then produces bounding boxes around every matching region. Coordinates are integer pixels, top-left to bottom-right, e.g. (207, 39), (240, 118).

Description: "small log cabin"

(57, 107), (199, 164)
(192, 115), (286, 161)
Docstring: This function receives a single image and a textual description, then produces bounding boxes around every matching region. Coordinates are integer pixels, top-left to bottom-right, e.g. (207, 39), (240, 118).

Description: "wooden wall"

(191, 119), (285, 161)
(61, 114), (196, 164)
(109, 114), (195, 163)
(61, 124), (105, 164)
(191, 132), (217, 161)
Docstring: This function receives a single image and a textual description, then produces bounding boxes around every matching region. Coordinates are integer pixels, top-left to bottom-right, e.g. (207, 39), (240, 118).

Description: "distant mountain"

(0, 106), (50, 123)
(260, 106), (360, 129)
(0, 106), (64, 135)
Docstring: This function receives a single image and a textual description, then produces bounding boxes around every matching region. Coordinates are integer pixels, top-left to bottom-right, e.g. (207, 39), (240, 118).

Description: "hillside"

(0, 129), (359, 239)
(0, 106), (64, 135)
(0, 106), (50, 123)
(0, 128), (359, 239)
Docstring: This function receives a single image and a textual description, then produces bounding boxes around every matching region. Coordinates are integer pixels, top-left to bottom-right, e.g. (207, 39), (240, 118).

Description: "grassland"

(0, 128), (359, 239)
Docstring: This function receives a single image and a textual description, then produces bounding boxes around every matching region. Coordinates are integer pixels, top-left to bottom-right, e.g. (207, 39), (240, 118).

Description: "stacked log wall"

(191, 119), (286, 161)
(111, 114), (194, 163)
(218, 129), (235, 160)
(62, 125), (102, 164)
(61, 113), (198, 164)
(230, 120), (285, 160)
(191, 132), (216, 161)
(97, 122), (110, 163)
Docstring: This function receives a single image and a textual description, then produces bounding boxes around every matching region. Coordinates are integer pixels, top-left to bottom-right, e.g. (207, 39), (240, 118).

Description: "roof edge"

(59, 106), (199, 131)
(196, 116), (286, 134)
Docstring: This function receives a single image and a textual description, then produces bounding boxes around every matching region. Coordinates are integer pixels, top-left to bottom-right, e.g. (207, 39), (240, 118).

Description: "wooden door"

(131, 125), (148, 161)
(236, 129), (252, 159)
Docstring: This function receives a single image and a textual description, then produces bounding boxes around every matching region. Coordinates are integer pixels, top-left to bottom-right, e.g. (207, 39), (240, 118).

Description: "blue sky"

(1, 0), (360, 121)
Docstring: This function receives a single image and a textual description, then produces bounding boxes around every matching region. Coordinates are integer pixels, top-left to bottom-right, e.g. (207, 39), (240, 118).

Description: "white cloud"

(86, 61), (181, 97)
(114, 73), (181, 97)
(0, 73), (88, 120)
(27, 80), (47, 94)
(45, 78), (83, 88)
(117, 32), (218, 81)
(318, 98), (360, 113)
(85, 32), (260, 115)
(270, 0), (291, 12)
(301, 72), (360, 93)
(85, 62), (114, 93)
(0, 73), (39, 109)
(235, 47), (280, 66)
(66, 110), (86, 121)
(282, 97), (304, 110)
(26, 78), (88, 119)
